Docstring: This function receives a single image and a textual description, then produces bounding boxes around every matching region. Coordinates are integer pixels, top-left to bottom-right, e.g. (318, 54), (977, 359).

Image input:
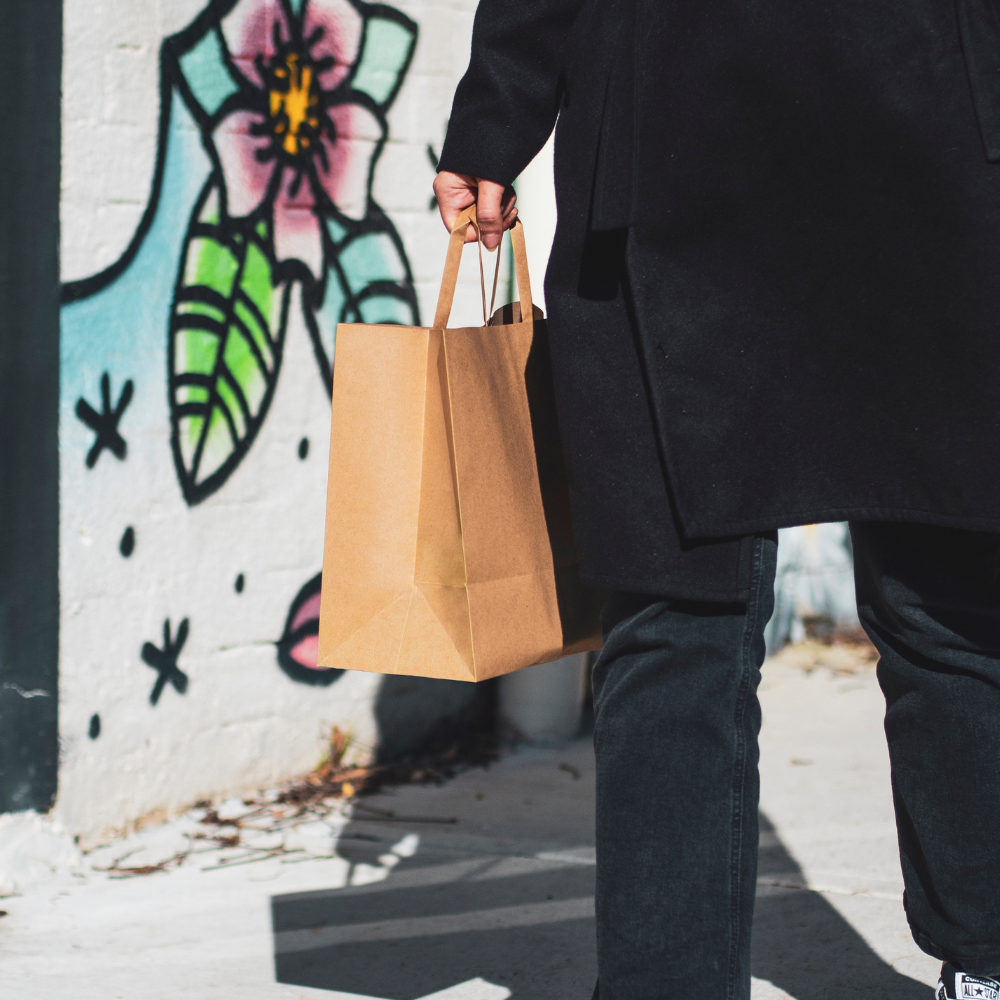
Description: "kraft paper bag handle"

(433, 205), (534, 329)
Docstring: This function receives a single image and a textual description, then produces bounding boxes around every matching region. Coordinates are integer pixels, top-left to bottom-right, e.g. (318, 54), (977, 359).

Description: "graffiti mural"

(61, 0), (418, 693)
(165, 0), (419, 503)
(53, 0), (489, 838)
(66, 0), (419, 505)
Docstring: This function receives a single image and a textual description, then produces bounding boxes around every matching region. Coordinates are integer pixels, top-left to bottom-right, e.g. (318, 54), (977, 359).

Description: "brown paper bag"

(317, 206), (603, 681)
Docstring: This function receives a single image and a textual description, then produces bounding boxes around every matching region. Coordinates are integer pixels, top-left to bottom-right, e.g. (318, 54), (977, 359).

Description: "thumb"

(476, 179), (506, 251)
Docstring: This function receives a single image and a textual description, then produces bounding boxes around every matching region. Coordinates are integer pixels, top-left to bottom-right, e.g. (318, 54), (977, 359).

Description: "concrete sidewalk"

(0, 645), (938, 1000)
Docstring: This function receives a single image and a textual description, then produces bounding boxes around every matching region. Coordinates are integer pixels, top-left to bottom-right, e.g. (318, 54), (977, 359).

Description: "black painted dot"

(88, 714), (101, 740)
(235, 573), (245, 594)
(298, 437), (309, 460)
(119, 526), (135, 558)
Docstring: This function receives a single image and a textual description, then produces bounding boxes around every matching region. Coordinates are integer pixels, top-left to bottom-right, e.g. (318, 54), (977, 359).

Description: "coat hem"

(579, 568), (751, 606)
(685, 505), (1000, 540)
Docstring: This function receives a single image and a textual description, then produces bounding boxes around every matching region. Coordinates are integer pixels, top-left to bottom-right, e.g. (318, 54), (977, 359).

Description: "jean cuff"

(909, 915), (1000, 979)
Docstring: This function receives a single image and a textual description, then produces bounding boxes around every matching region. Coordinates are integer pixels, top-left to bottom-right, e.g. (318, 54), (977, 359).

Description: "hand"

(433, 171), (517, 250)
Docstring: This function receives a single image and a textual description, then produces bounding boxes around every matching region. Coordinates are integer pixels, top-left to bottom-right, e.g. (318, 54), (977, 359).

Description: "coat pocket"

(955, 0), (1000, 161)
(589, 0), (636, 229)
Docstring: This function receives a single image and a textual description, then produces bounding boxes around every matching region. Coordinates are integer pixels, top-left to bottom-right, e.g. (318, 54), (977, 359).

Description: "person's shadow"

(753, 813), (932, 1000)
(271, 811), (933, 1000)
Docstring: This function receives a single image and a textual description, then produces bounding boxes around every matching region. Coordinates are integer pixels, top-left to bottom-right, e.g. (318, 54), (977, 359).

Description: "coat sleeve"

(437, 0), (588, 186)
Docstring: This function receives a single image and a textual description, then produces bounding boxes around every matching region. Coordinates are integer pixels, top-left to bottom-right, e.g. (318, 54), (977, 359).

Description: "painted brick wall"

(57, 0), (492, 839)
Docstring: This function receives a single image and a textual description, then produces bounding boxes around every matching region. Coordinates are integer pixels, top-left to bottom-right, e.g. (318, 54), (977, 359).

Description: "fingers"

(471, 207), (519, 247)
(500, 185), (516, 218)
(432, 172), (518, 249)
(475, 179), (508, 250)
(433, 171), (477, 232)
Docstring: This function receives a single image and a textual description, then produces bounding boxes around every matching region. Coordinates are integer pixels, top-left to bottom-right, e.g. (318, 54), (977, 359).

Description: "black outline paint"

(427, 143), (439, 209)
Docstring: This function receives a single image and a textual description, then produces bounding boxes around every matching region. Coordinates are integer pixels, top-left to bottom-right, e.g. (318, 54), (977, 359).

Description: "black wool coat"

(439, 0), (1000, 601)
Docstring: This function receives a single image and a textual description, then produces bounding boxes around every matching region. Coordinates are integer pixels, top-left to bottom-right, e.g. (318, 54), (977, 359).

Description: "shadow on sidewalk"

(271, 826), (596, 1000)
(753, 813), (933, 1000)
(271, 811), (931, 1000)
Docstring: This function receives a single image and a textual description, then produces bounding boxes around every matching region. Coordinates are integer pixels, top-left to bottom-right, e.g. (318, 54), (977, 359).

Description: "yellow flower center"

(269, 53), (320, 156)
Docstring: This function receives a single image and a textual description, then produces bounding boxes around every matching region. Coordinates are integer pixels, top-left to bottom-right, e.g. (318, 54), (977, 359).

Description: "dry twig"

(96, 848), (190, 878)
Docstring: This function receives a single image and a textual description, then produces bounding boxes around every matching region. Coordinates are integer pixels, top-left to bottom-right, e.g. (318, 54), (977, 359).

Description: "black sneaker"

(937, 963), (1000, 1000)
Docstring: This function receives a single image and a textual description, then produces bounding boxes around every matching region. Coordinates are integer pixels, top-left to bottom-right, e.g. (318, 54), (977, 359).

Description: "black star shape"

(141, 618), (190, 706)
(75, 372), (134, 468)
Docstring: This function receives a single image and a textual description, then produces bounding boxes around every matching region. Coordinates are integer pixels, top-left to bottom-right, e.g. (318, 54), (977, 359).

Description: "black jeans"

(852, 522), (1000, 978)
(592, 524), (1000, 1000)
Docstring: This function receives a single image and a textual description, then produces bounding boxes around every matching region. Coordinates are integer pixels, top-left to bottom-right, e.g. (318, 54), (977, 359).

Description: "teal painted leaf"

(170, 179), (289, 504)
(306, 207), (418, 389)
(350, 12), (417, 108)
(177, 27), (238, 117)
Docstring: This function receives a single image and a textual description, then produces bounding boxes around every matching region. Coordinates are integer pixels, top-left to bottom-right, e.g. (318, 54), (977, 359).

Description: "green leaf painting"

(170, 181), (291, 504)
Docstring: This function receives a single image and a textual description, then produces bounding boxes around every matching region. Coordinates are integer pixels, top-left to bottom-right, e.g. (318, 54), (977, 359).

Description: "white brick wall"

(58, 0), (489, 840)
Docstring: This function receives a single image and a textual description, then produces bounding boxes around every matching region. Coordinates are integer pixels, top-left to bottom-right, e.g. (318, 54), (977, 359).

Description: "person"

(432, 1), (1000, 998)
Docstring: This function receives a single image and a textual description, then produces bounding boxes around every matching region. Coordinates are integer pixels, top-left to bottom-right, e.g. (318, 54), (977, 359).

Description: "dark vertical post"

(0, 1), (62, 812)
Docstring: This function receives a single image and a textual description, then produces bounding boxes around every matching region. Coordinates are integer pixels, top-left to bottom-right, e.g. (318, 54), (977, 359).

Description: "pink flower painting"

(213, 0), (386, 279)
